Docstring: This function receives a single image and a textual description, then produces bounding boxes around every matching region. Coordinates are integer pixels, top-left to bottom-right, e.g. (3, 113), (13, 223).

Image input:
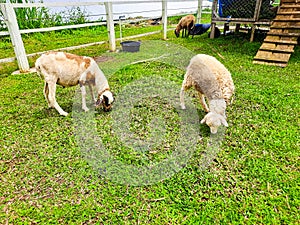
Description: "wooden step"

(258, 48), (294, 53)
(253, 60), (288, 67)
(270, 25), (300, 29)
(254, 50), (291, 62)
(277, 12), (300, 15)
(260, 42), (295, 51)
(280, 5), (300, 9)
(253, 56), (290, 64)
(273, 18), (300, 22)
(264, 39), (298, 44)
(268, 32), (300, 37)
(281, 0), (300, 2)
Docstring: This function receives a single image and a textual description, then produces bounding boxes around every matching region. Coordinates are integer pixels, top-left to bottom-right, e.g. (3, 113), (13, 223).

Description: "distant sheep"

(174, 14), (195, 38)
(35, 52), (114, 116)
(180, 54), (235, 133)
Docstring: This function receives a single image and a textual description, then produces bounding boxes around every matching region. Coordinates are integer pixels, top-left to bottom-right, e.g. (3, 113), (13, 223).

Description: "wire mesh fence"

(217, 0), (278, 20)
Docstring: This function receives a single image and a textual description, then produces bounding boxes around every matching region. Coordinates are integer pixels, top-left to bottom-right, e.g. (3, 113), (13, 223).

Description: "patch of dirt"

(93, 56), (115, 63)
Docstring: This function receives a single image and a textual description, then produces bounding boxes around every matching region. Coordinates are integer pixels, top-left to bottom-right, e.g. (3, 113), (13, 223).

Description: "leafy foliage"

(0, 0), (89, 30)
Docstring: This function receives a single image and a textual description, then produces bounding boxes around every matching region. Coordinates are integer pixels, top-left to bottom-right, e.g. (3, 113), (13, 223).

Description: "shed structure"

(210, 0), (277, 42)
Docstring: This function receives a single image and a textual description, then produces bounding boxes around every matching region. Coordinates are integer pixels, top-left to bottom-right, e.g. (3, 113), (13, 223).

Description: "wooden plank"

(254, 51), (291, 62)
(268, 32), (300, 37)
(273, 18), (300, 22)
(258, 48), (294, 53)
(271, 25), (300, 29)
(264, 35), (298, 42)
(264, 39), (298, 44)
(280, 5), (300, 9)
(260, 42), (295, 51)
(277, 12), (300, 15)
(281, 0), (299, 2)
(253, 60), (287, 67)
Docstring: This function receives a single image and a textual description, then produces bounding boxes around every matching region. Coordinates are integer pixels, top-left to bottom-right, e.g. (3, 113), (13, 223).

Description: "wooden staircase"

(253, 0), (300, 67)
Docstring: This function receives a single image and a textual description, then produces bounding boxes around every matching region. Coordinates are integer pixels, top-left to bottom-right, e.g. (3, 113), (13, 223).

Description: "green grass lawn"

(0, 23), (299, 224)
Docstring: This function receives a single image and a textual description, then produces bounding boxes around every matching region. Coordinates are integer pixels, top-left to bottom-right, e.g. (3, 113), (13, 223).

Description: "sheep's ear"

(221, 117), (228, 127)
(96, 95), (103, 106)
(103, 95), (109, 106)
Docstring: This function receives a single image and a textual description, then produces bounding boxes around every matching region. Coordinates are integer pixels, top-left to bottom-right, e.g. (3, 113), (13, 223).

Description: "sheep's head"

(174, 29), (180, 38)
(200, 112), (228, 134)
(96, 90), (114, 112)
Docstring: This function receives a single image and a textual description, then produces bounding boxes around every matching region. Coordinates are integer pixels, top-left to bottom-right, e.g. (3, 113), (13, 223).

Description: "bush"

(0, 0), (89, 30)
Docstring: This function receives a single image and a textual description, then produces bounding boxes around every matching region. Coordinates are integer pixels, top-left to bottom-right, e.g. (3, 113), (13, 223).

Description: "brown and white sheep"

(35, 51), (114, 116)
(174, 14), (195, 38)
(180, 54), (235, 134)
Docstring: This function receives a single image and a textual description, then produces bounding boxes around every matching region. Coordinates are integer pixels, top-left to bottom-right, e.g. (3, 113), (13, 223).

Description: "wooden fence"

(0, 0), (208, 73)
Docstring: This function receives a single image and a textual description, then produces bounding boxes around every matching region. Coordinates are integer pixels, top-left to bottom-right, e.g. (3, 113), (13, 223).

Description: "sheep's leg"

(88, 84), (96, 105)
(48, 82), (68, 116)
(180, 76), (193, 109)
(43, 82), (51, 108)
(180, 88), (186, 110)
(198, 93), (209, 113)
(80, 85), (89, 112)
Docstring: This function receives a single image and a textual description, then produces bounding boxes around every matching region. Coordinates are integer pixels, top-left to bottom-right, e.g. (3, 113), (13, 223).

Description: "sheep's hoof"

(83, 107), (89, 112)
(60, 112), (69, 117)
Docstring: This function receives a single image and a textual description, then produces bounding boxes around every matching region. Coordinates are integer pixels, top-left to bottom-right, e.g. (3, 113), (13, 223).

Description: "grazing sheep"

(174, 14), (195, 38)
(35, 51), (114, 116)
(180, 54), (235, 133)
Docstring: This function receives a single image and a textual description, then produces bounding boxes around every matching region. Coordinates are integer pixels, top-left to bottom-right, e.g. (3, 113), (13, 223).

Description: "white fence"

(0, 0), (211, 72)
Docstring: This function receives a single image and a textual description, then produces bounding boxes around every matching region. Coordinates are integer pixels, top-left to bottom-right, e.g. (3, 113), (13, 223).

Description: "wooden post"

(196, 0), (203, 24)
(210, 0), (218, 39)
(105, 2), (116, 51)
(1, 3), (29, 73)
(210, 23), (216, 39)
(250, 0), (263, 42)
(162, 0), (167, 40)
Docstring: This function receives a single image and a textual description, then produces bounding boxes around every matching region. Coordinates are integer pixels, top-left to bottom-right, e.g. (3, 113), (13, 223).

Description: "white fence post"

(1, 3), (29, 72)
(105, 2), (116, 52)
(162, 0), (167, 40)
(196, 0), (203, 24)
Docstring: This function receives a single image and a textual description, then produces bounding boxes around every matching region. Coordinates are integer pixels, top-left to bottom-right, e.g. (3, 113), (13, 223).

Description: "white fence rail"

(0, 0), (210, 72)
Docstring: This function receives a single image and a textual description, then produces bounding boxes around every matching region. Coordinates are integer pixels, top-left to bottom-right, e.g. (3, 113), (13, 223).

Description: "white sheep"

(174, 14), (195, 38)
(35, 51), (114, 116)
(180, 54), (235, 134)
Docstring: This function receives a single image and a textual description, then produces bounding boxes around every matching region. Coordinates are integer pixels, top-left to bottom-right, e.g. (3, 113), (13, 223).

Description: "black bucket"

(120, 41), (141, 52)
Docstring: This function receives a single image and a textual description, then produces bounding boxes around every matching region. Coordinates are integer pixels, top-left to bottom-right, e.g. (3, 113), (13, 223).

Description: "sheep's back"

(185, 55), (223, 100)
(194, 54), (234, 102)
(179, 15), (195, 28)
(36, 52), (94, 87)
